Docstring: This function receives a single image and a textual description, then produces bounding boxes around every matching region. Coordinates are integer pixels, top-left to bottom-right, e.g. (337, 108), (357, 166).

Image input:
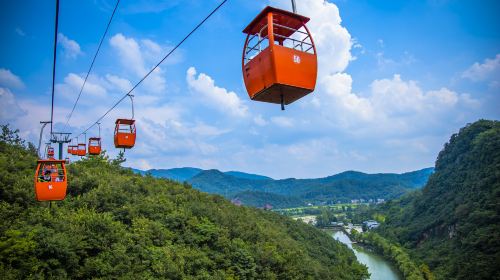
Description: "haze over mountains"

(132, 167), (434, 208)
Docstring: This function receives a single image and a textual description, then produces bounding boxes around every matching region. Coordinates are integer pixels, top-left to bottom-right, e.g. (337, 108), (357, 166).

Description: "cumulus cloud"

(55, 73), (108, 106)
(0, 87), (26, 121)
(186, 67), (248, 117)
(253, 115), (268, 126)
(109, 33), (166, 94)
(271, 116), (294, 128)
(58, 33), (83, 59)
(0, 68), (24, 89)
(462, 54), (500, 82)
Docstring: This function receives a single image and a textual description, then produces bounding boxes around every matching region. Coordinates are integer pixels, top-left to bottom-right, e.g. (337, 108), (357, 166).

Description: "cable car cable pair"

(71, 0), (229, 150)
(34, 0), (68, 202)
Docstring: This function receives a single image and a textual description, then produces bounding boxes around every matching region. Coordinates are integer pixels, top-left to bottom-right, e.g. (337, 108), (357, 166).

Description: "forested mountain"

(358, 120), (500, 280)
(0, 126), (368, 279)
(132, 167), (272, 182)
(187, 168), (434, 208)
(132, 167), (203, 182)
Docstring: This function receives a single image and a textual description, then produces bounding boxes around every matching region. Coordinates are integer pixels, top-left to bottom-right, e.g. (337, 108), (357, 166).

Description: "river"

(330, 230), (402, 280)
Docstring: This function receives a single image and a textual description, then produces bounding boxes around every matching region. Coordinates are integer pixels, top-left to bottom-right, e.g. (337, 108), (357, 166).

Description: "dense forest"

(352, 120), (500, 280)
(0, 125), (368, 279)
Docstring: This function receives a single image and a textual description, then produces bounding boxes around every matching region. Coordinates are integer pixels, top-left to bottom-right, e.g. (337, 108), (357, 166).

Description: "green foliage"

(0, 131), (369, 279)
(355, 120), (500, 280)
(315, 209), (338, 227)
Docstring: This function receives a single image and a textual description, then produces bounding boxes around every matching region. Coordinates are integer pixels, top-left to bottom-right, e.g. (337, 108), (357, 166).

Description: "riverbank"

(328, 229), (402, 280)
(350, 231), (433, 280)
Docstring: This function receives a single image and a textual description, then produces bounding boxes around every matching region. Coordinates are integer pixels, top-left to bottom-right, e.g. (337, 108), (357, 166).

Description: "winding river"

(330, 230), (402, 280)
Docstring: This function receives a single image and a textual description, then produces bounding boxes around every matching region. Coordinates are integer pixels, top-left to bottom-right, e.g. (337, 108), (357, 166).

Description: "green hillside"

(358, 120), (500, 279)
(0, 126), (368, 279)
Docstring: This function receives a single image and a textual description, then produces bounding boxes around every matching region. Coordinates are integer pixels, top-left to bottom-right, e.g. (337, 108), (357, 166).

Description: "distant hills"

(132, 166), (434, 208)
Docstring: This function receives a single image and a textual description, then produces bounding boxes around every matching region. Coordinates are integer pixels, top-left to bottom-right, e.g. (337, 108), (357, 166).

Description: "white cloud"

(271, 116), (294, 128)
(0, 87), (26, 121)
(462, 54), (500, 82)
(186, 67), (248, 117)
(0, 69), (25, 89)
(321, 72), (374, 122)
(58, 33), (83, 59)
(253, 115), (268, 126)
(109, 33), (167, 94)
(110, 33), (147, 76)
(56, 73), (108, 105)
(105, 74), (133, 92)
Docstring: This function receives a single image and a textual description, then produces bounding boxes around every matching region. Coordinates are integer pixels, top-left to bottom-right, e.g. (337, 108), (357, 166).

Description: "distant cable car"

(242, 6), (317, 110)
(70, 145), (78, 155)
(34, 159), (67, 201)
(88, 122), (102, 155)
(77, 143), (86, 156)
(88, 137), (101, 155)
(114, 119), (136, 149)
(114, 94), (136, 149)
(47, 146), (55, 158)
(65, 157), (70, 164)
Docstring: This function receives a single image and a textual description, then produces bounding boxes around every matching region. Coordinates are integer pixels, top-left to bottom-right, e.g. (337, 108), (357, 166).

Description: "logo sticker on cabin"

(293, 55), (301, 64)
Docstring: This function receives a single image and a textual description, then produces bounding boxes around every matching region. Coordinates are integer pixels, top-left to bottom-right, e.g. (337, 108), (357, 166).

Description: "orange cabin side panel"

(243, 47), (276, 99)
(35, 181), (67, 201)
(34, 163), (67, 201)
(88, 146), (101, 155)
(114, 132), (136, 148)
(273, 46), (317, 91)
(77, 147), (86, 156)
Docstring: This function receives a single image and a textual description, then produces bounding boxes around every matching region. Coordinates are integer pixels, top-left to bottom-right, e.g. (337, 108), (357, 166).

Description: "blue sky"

(0, 0), (498, 178)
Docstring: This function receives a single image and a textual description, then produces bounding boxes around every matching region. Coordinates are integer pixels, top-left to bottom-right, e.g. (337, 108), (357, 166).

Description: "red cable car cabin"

(67, 145), (72, 154)
(70, 145), (78, 155)
(242, 6), (317, 106)
(34, 159), (67, 201)
(77, 143), (86, 156)
(47, 146), (55, 158)
(114, 119), (136, 149)
(88, 137), (101, 155)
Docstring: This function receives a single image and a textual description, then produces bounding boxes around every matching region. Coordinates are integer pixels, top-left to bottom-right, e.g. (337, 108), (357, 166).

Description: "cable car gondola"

(114, 94), (136, 149)
(242, 6), (317, 110)
(70, 145), (78, 155)
(114, 119), (136, 149)
(88, 122), (102, 155)
(77, 143), (86, 156)
(34, 159), (67, 201)
(88, 137), (101, 155)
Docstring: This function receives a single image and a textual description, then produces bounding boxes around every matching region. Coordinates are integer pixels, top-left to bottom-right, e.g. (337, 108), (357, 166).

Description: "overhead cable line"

(63, 0), (121, 131)
(50, 0), (60, 134)
(72, 0), (229, 139)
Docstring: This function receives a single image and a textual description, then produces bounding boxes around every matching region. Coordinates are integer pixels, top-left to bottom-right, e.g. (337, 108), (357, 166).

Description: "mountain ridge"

(132, 166), (434, 208)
